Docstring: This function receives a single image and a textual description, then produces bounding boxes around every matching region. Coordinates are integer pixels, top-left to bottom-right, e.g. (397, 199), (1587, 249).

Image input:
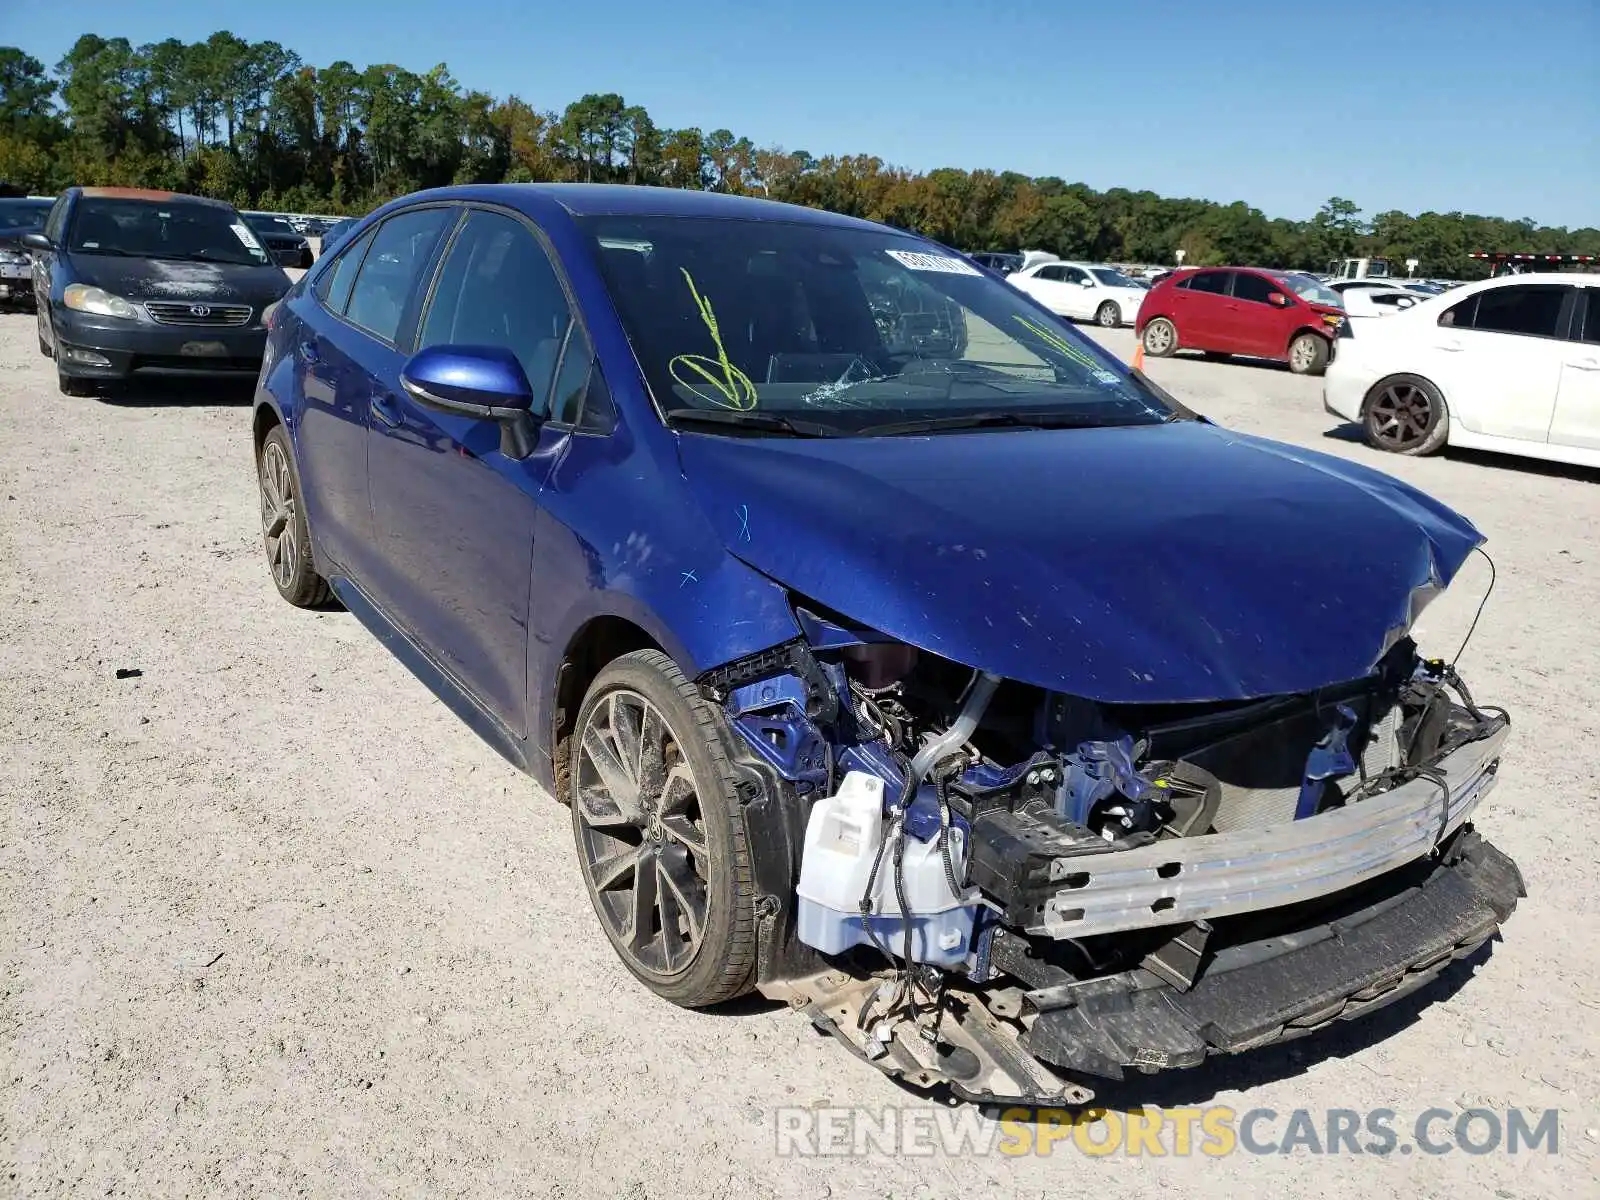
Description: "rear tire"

(1141, 317), (1178, 357)
(1095, 301), (1121, 328)
(1362, 374), (1449, 456)
(570, 649), (757, 1008)
(257, 425), (332, 607)
(1288, 332), (1330, 376)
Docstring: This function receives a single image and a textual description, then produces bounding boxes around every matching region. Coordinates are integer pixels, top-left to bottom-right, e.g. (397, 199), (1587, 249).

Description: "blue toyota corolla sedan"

(253, 184), (1520, 1103)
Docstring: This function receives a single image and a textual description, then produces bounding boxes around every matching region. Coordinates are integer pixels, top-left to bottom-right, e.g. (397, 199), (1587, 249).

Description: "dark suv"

(1136, 266), (1346, 375)
(27, 187), (293, 395)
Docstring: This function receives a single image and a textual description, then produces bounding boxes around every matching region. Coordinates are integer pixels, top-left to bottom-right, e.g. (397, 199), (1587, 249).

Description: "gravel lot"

(2, 312), (1596, 1197)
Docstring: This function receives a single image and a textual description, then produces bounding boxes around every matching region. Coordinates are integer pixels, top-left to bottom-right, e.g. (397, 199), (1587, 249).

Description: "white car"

(1006, 261), (1147, 328)
(1323, 273), (1600, 466)
(1338, 285), (1424, 319)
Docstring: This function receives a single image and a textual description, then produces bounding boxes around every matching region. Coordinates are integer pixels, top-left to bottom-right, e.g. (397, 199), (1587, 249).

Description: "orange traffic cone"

(1132, 339), (1145, 372)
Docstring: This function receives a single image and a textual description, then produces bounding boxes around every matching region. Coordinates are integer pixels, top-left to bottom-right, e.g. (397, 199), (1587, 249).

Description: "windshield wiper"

(72, 246), (131, 256)
(856, 410), (1123, 437)
(664, 409), (842, 438)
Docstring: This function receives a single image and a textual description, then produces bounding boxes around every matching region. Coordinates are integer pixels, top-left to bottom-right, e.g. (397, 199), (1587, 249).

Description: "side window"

(1578, 290), (1600, 345)
(1232, 273), (1279, 305)
(1439, 293), (1477, 328)
(1035, 265), (1064, 282)
(1186, 271), (1231, 295)
(344, 207), (456, 344)
(416, 209), (573, 416)
(547, 324), (616, 432)
(314, 226), (374, 312)
(1470, 285), (1569, 339)
(1061, 266), (1090, 285)
(44, 197), (67, 243)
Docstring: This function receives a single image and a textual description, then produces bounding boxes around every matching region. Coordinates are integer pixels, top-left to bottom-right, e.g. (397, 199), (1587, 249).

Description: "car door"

(1171, 270), (1232, 349)
(1016, 264), (1071, 314)
(1227, 271), (1291, 357)
(364, 206), (578, 739)
(1430, 284), (1571, 442)
(291, 224), (384, 576)
(1550, 285), (1600, 450)
(1056, 265), (1096, 318)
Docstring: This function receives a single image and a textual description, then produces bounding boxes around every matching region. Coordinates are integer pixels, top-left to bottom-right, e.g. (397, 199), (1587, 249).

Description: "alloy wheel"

(1290, 337), (1318, 372)
(1368, 381), (1434, 450)
(574, 689), (711, 979)
(1144, 320), (1174, 354)
(259, 441), (300, 590)
(1097, 303), (1119, 328)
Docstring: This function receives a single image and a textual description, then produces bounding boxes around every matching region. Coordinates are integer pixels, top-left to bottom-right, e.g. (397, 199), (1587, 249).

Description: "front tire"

(570, 649), (757, 1008)
(1288, 332), (1330, 376)
(1141, 317), (1178, 357)
(1095, 301), (1121, 328)
(257, 425), (332, 606)
(1363, 374), (1449, 456)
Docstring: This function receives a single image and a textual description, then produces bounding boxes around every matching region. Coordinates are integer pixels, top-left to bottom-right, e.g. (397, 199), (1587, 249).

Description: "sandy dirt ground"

(2, 312), (1597, 1197)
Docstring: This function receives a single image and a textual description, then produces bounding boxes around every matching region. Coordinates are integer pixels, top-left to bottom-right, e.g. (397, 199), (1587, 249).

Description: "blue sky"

(6, 0), (1597, 227)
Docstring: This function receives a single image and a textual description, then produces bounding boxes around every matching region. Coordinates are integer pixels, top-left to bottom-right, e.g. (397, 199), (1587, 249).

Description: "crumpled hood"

(676, 420), (1483, 703)
(69, 254), (290, 306)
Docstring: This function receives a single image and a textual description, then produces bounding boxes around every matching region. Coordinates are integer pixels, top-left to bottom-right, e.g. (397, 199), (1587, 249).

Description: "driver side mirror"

(400, 344), (542, 459)
(1078, 278), (1095, 288)
(21, 232), (50, 252)
(1267, 292), (1290, 307)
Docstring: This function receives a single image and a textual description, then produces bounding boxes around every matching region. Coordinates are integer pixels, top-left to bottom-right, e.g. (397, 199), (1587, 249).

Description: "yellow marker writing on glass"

(1013, 314), (1103, 373)
(669, 268), (758, 411)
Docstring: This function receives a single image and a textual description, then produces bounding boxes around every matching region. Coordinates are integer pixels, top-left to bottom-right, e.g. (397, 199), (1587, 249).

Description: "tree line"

(2, 34), (1595, 278)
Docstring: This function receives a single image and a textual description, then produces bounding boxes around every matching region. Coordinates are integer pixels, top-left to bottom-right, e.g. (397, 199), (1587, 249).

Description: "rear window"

(67, 197), (270, 266)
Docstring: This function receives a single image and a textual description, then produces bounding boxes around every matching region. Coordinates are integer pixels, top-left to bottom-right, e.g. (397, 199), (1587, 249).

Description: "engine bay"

(696, 598), (1515, 1101)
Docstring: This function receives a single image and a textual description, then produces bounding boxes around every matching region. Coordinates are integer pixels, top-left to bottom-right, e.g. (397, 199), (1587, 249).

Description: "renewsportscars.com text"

(774, 1105), (1561, 1158)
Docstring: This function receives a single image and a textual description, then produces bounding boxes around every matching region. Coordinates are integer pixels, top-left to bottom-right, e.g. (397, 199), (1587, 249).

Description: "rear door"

(1550, 286), (1600, 450)
(1430, 283), (1571, 442)
(1171, 270), (1232, 349)
(291, 224), (380, 575)
(365, 206), (577, 738)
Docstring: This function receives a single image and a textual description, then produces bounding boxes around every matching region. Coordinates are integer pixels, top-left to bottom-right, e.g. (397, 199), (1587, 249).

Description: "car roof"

(74, 187), (230, 207)
(410, 182), (891, 233)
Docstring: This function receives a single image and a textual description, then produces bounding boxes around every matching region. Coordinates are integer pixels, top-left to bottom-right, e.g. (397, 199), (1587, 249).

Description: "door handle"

(1567, 357), (1600, 371)
(1436, 340), (1464, 352)
(369, 390), (401, 427)
(297, 341), (320, 364)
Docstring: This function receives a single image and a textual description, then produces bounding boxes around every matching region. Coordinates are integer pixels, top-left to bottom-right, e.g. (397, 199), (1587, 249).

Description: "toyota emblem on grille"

(190, 304), (211, 317)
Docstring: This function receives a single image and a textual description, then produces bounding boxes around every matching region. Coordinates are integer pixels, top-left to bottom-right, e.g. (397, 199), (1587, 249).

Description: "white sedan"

(1323, 272), (1600, 466)
(1006, 261), (1147, 328)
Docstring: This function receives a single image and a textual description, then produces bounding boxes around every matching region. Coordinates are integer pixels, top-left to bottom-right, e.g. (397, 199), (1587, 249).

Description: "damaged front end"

(700, 604), (1521, 1106)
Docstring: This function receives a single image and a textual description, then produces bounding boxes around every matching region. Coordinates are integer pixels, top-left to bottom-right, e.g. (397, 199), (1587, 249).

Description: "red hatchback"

(1135, 267), (1346, 375)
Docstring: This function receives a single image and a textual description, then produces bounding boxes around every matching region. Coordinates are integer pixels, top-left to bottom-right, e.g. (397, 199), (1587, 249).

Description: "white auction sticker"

(230, 223), (263, 251)
(886, 249), (981, 276)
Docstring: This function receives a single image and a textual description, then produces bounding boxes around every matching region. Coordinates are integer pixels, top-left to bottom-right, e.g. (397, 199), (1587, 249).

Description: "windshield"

(244, 213), (292, 232)
(1277, 273), (1342, 307)
(1090, 267), (1138, 288)
(579, 216), (1173, 435)
(0, 199), (51, 230)
(68, 198), (269, 265)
